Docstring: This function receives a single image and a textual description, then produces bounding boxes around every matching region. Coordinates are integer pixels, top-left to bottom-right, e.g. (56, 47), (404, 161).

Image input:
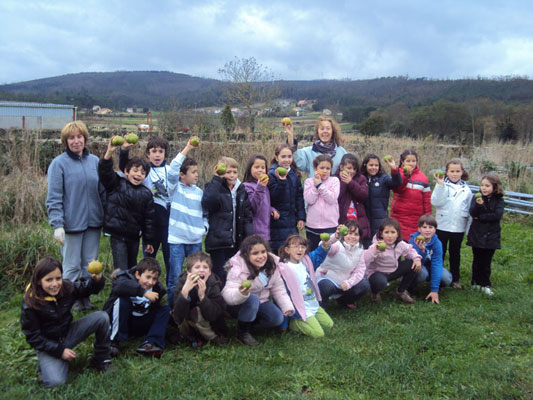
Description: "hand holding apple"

(258, 174), (269, 186)
(383, 156), (396, 169)
(313, 171), (322, 185)
(340, 170), (351, 184)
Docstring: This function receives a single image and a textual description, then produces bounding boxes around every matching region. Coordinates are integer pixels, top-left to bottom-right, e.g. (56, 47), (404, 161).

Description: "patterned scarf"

(312, 140), (337, 158)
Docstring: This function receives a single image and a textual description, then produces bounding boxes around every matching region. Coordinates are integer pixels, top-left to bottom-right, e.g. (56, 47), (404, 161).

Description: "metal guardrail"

(468, 185), (533, 215)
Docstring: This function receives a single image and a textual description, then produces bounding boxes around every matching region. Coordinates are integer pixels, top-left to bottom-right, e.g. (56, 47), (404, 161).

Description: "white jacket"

(431, 181), (472, 233)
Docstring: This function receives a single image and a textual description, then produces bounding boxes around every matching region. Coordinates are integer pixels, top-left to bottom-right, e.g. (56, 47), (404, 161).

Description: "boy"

(202, 156), (253, 283)
(118, 135), (172, 280)
(172, 251), (228, 346)
(166, 137), (208, 306)
(409, 215), (452, 304)
(99, 138), (155, 270)
(103, 257), (170, 358)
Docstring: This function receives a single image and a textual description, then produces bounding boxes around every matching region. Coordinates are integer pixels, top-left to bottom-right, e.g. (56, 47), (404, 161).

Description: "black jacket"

(202, 176), (253, 252)
(98, 157), (156, 244)
(172, 273), (227, 335)
(102, 267), (167, 317)
(364, 171), (402, 238)
(20, 278), (105, 358)
(467, 195), (504, 249)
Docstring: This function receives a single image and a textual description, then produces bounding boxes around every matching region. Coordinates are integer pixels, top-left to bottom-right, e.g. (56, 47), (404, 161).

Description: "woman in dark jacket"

(466, 174), (505, 295)
(202, 157), (253, 283)
(361, 154), (402, 247)
(335, 153), (370, 241)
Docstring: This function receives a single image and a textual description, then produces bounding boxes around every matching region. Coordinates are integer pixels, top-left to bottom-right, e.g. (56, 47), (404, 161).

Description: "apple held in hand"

(216, 163), (227, 175)
(403, 166), (412, 175)
(416, 234), (425, 242)
(112, 136), (124, 146)
(475, 192), (482, 199)
(377, 242), (387, 252)
(88, 260), (104, 274)
(320, 232), (330, 242)
(281, 117), (292, 126)
(241, 280), (252, 289)
(435, 169), (445, 179)
(126, 133), (139, 144)
(338, 225), (349, 236)
(276, 167), (288, 177)
(190, 136), (200, 147)
(383, 155), (393, 162)
(259, 174), (269, 180)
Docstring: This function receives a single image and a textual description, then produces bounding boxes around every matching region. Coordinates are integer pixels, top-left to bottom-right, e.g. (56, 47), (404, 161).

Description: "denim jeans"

(110, 236), (139, 270)
(415, 265), (453, 287)
(318, 278), (371, 308)
(228, 294), (284, 328)
(168, 242), (202, 307)
(36, 311), (110, 388)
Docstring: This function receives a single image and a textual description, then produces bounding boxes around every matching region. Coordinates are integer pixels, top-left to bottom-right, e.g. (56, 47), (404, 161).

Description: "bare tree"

(218, 57), (279, 136)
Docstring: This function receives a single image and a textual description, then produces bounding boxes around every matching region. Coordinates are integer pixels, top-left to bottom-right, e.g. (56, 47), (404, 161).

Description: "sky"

(2, 0), (533, 84)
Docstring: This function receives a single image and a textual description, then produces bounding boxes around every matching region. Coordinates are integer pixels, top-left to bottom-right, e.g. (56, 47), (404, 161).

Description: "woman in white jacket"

(431, 159), (473, 289)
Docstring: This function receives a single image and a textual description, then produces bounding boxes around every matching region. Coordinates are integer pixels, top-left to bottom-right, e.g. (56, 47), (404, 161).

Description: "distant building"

(126, 107), (134, 113)
(92, 105), (101, 112)
(95, 108), (113, 115)
(0, 101), (76, 130)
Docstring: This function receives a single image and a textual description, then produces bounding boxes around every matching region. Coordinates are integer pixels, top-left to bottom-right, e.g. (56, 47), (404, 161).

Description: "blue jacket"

(364, 169), (402, 238)
(292, 139), (347, 176)
(409, 232), (443, 292)
(267, 163), (306, 250)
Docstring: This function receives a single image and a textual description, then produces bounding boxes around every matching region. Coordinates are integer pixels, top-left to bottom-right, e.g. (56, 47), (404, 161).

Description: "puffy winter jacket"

(364, 169), (402, 238)
(268, 164), (306, 250)
(390, 166), (432, 239)
(98, 158), (156, 244)
(304, 175), (340, 229)
(21, 278), (105, 358)
(431, 180), (472, 233)
(466, 195), (504, 249)
(335, 171), (370, 239)
(317, 240), (366, 289)
(202, 176), (253, 252)
(364, 235), (422, 277)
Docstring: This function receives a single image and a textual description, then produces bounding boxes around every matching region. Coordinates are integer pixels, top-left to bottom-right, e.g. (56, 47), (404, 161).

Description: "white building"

(0, 101), (77, 130)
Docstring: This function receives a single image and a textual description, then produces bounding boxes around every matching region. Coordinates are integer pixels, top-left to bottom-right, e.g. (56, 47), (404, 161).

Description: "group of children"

(22, 119), (506, 387)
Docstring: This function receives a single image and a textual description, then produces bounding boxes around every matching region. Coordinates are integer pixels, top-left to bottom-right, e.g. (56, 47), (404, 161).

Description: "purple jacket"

(335, 171), (370, 239)
(243, 181), (273, 241)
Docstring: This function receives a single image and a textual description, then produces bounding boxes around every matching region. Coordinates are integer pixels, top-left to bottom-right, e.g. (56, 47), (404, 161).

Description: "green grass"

(1, 221), (532, 399)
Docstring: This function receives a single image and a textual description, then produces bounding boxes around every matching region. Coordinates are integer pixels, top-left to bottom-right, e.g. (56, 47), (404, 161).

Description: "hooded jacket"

(431, 180), (472, 233)
(317, 240), (366, 289)
(364, 235), (422, 277)
(409, 232), (443, 292)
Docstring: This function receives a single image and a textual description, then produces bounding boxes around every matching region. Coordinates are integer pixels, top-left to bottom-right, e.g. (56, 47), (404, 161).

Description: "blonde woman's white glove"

(54, 227), (65, 245)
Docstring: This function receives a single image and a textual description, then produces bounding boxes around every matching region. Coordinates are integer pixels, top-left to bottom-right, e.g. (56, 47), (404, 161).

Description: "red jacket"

(390, 166), (431, 239)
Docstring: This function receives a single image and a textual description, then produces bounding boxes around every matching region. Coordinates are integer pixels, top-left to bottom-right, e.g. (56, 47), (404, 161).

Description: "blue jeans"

(228, 294), (284, 328)
(318, 278), (371, 308)
(168, 243), (202, 307)
(416, 265), (453, 287)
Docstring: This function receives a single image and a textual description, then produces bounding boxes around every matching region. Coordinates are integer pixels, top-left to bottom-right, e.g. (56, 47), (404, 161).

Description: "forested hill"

(1, 71), (533, 110)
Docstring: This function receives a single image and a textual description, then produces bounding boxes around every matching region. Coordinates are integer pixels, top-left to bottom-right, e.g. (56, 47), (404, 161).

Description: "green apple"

(189, 273), (199, 281)
(377, 242), (387, 252)
(403, 166), (411, 175)
(281, 117), (292, 126)
(190, 136), (200, 147)
(216, 163), (227, 175)
(435, 169), (445, 179)
(320, 232), (330, 242)
(87, 260), (103, 274)
(416, 234), (425, 242)
(112, 136), (124, 146)
(276, 167), (288, 177)
(475, 192), (482, 199)
(259, 174), (269, 181)
(241, 280), (251, 289)
(338, 225), (349, 236)
(383, 155), (393, 162)
(125, 133), (139, 144)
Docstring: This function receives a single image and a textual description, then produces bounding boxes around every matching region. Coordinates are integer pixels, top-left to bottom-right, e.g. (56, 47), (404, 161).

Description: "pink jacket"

(364, 236), (422, 277)
(278, 254), (322, 322)
(317, 241), (366, 289)
(222, 251), (294, 315)
(304, 176), (340, 229)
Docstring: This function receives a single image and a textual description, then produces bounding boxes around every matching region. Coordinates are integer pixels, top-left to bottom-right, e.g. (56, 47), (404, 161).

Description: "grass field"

(1, 219), (532, 399)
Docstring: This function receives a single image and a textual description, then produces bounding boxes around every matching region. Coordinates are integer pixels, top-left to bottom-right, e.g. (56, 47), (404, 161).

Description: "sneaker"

(395, 290), (415, 304)
(451, 282), (463, 290)
(370, 292), (382, 303)
(480, 286), (494, 296)
(136, 342), (163, 358)
(236, 331), (259, 346)
(89, 358), (115, 372)
(210, 335), (229, 345)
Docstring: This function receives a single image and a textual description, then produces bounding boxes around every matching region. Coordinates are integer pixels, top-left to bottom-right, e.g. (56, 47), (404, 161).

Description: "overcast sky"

(2, 0), (533, 84)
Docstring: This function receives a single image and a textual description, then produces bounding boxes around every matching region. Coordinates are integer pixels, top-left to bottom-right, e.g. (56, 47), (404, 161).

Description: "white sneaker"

(471, 285), (481, 290)
(480, 286), (494, 296)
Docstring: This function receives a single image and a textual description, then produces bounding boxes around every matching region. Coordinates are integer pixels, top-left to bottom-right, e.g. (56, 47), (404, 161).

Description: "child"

(99, 137), (156, 270)
(103, 257), (170, 358)
(466, 174), (505, 296)
(119, 135), (172, 274)
(166, 137), (207, 307)
(361, 153), (402, 247)
(365, 218), (422, 304)
(222, 235), (295, 346)
(304, 154), (340, 250)
(317, 221), (370, 309)
(202, 156), (253, 284)
(268, 144), (306, 254)
(431, 158), (473, 289)
(278, 234), (333, 338)
(21, 257), (111, 388)
(408, 215), (452, 304)
(390, 149), (431, 239)
(172, 251), (228, 346)
(335, 153), (370, 243)
(243, 154), (275, 240)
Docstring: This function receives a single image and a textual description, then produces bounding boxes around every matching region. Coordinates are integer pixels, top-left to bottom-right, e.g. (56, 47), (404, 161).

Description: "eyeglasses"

(289, 245), (306, 250)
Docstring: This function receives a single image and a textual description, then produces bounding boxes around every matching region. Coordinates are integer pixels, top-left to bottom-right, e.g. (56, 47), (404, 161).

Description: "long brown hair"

(24, 257), (73, 309)
(377, 218), (403, 244)
(240, 235), (277, 279)
(271, 144), (300, 177)
(314, 116), (343, 145)
(481, 174), (504, 197)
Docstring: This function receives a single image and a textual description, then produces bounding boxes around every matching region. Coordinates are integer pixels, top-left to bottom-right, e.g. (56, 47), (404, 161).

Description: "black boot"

(236, 321), (259, 346)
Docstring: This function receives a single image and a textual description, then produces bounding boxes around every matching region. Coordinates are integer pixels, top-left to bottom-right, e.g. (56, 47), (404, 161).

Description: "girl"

(268, 144), (306, 254)
(361, 153), (402, 247)
(431, 158), (473, 289)
(222, 235), (294, 346)
(317, 221), (370, 309)
(364, 218), (422, 304)
(390, 149), (431, 239)
(466, 174), (505, 296)
(304, 154), (340, 250)
(243, 154), (275, 241)
(336, 153), (370, 243)
(278, 234), (333, 338)
(20, 257), (112, 388)
(285, 115), (347, 175)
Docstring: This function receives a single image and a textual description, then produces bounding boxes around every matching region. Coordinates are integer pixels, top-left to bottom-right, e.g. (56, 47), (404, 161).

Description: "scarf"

(312, 140), (337, 158)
